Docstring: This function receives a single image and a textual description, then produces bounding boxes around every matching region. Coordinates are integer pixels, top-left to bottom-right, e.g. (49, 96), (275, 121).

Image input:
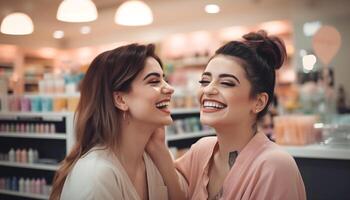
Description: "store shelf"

(22, 93), (81, 98)
(0, 132), (66, 140)
(171, 108), (199, 115)
(0, 189), (49, 200)
(167, 130), (215, 141)
(281, 144), (350, 160)
(0, 161), (59, 171)
(0, 112), (73, 121)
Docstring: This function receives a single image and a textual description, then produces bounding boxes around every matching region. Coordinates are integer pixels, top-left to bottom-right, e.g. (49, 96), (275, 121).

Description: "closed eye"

(221, 82), (236, 87)
(199, 80), (210, 86)
(149, 80), (161, 85)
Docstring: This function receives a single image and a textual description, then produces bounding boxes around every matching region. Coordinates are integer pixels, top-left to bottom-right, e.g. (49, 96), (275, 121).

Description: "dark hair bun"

(243, 30), (287, 70)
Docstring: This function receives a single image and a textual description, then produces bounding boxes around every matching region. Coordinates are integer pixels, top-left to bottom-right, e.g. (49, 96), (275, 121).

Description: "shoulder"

(61, 150), (122, 199)
(68, 149), (120, 186)
(255, 145), (300, 175)
(192, 136), (217, 151)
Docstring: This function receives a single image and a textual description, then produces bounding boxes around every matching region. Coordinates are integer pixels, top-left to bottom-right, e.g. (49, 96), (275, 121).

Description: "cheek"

(226, 91), (252, 113)
(197, 88), (204, 103)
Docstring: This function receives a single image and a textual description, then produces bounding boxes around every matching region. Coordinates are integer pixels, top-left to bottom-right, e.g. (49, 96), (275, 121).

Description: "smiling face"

(198, 55), (258, 128)
(122, 57), (174, 126)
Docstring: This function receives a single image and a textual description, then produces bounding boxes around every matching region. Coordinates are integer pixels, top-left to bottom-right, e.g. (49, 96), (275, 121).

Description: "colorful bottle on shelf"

(40, 178), (46, 194)
(15, 149), (21, 162)
(19, 177), (24, 192)
(35, 178), (41, 194)
(33, 149), (39, 163)
(20, 149), (27, 163)
(8, 148), (15, 162)
(28, 148), (34, 164)
(30, 179), (35, 193)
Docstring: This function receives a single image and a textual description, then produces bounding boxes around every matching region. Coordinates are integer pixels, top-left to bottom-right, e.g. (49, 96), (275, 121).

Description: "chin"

(200, 116), (220, 128)
(159, 117), (173, 126)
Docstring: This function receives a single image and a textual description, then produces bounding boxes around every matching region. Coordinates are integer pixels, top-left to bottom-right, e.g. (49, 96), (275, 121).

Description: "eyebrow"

(202, 72), (240, 84)
(143, 72), (164, 80)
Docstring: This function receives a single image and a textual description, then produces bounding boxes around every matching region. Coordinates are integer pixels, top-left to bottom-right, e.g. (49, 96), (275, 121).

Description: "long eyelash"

(222, 82), (236, 86)
(149, 81), (160, 84)
(198, 80), (209, 84)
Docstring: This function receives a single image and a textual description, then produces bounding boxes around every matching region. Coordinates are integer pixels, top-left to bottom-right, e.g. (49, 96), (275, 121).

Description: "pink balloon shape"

(312, 26), (341, 66)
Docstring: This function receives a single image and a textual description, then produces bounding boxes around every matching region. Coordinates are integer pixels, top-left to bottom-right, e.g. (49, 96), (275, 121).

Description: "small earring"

(123, 111), (126, 120)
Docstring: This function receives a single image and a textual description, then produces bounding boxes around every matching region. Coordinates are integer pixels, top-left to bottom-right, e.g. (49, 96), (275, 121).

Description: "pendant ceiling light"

(57, 0), (98, 22)
(0, 12), (34, 35)
(115, 0), (153, 26)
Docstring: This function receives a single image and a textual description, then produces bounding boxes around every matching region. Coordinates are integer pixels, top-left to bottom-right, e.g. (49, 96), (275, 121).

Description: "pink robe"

(175, 132), (306, 200)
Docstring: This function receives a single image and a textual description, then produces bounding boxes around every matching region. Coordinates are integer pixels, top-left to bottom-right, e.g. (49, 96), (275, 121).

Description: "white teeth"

(156, 101), (170, 108)
(203, 100), (225, 109)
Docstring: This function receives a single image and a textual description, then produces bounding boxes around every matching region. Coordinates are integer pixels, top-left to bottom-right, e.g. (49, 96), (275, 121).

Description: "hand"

(146, 126), (167, 154)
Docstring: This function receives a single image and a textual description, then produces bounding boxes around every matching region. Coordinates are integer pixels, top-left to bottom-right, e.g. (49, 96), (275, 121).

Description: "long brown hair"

(50, 43), (162, 200)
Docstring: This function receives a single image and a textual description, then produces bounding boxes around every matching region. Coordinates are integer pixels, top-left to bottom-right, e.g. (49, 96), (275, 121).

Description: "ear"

(113, 92), (128, 111)
(253, 92), (269, 114)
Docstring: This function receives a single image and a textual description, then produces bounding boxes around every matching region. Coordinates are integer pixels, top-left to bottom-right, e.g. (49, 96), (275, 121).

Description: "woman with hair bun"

(172, 30), (306, 199)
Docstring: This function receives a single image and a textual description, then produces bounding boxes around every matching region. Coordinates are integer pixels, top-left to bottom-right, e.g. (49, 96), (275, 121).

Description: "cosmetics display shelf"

(0, 112), (73, 120)
(0, 133), (66, 140)
(0, 189), (48, 200)
(167, 130), (215, 142)
(0, 161), (59, 171)
(0, 112), (74, 200)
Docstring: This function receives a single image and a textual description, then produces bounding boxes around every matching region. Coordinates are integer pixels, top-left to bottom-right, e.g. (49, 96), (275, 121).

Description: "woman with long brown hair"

(50, 43), (186, 200)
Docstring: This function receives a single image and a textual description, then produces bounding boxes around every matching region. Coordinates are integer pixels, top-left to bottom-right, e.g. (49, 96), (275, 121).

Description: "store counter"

(281, 143), (350, 160)
(280, 143), (350, 199)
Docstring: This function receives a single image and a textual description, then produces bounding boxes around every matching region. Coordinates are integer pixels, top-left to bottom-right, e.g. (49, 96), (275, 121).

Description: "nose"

(161, 81), (174, 95)
(202, 82), (218, 95)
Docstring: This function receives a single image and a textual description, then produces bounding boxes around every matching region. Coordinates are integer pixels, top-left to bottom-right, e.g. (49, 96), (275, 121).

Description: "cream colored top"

(60, 147), (168, 200)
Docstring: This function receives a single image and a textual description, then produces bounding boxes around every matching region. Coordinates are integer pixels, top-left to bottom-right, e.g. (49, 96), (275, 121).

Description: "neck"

(116, 118), (155, 171)
(214, 119), (256, 164)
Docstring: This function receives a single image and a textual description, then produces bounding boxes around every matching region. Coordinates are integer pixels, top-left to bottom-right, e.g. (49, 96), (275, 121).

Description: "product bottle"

(0, 177), (4, 189)
(33, 149), (39, 163)
(8, 148), (15, 162)
(15, 149), (21, 162)
(18, 177), (24, 192)
(30, 179), (35, 193)
(35, 178), (41, 194)
(21, 149), (27, 163)
(24, 178), (30, 193)
(40, 178), (46, 194)
(50, 123), (56, 133)
(4, 178), (9, 190)
(11, 176), (17, 191)
(28, 148), (34, 164)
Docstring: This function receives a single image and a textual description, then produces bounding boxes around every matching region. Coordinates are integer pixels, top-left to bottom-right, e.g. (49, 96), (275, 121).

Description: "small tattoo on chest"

(228, 151), (238, 169)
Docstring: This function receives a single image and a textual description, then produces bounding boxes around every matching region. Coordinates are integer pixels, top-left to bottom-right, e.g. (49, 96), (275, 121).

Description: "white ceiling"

(0, 0), (349, 48)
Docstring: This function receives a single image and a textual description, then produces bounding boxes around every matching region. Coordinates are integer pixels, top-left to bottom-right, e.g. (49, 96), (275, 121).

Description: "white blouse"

(60, 147), (169, 200)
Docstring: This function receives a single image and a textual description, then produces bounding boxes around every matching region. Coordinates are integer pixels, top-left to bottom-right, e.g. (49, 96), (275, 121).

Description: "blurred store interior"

(0, 0), (350, 199)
